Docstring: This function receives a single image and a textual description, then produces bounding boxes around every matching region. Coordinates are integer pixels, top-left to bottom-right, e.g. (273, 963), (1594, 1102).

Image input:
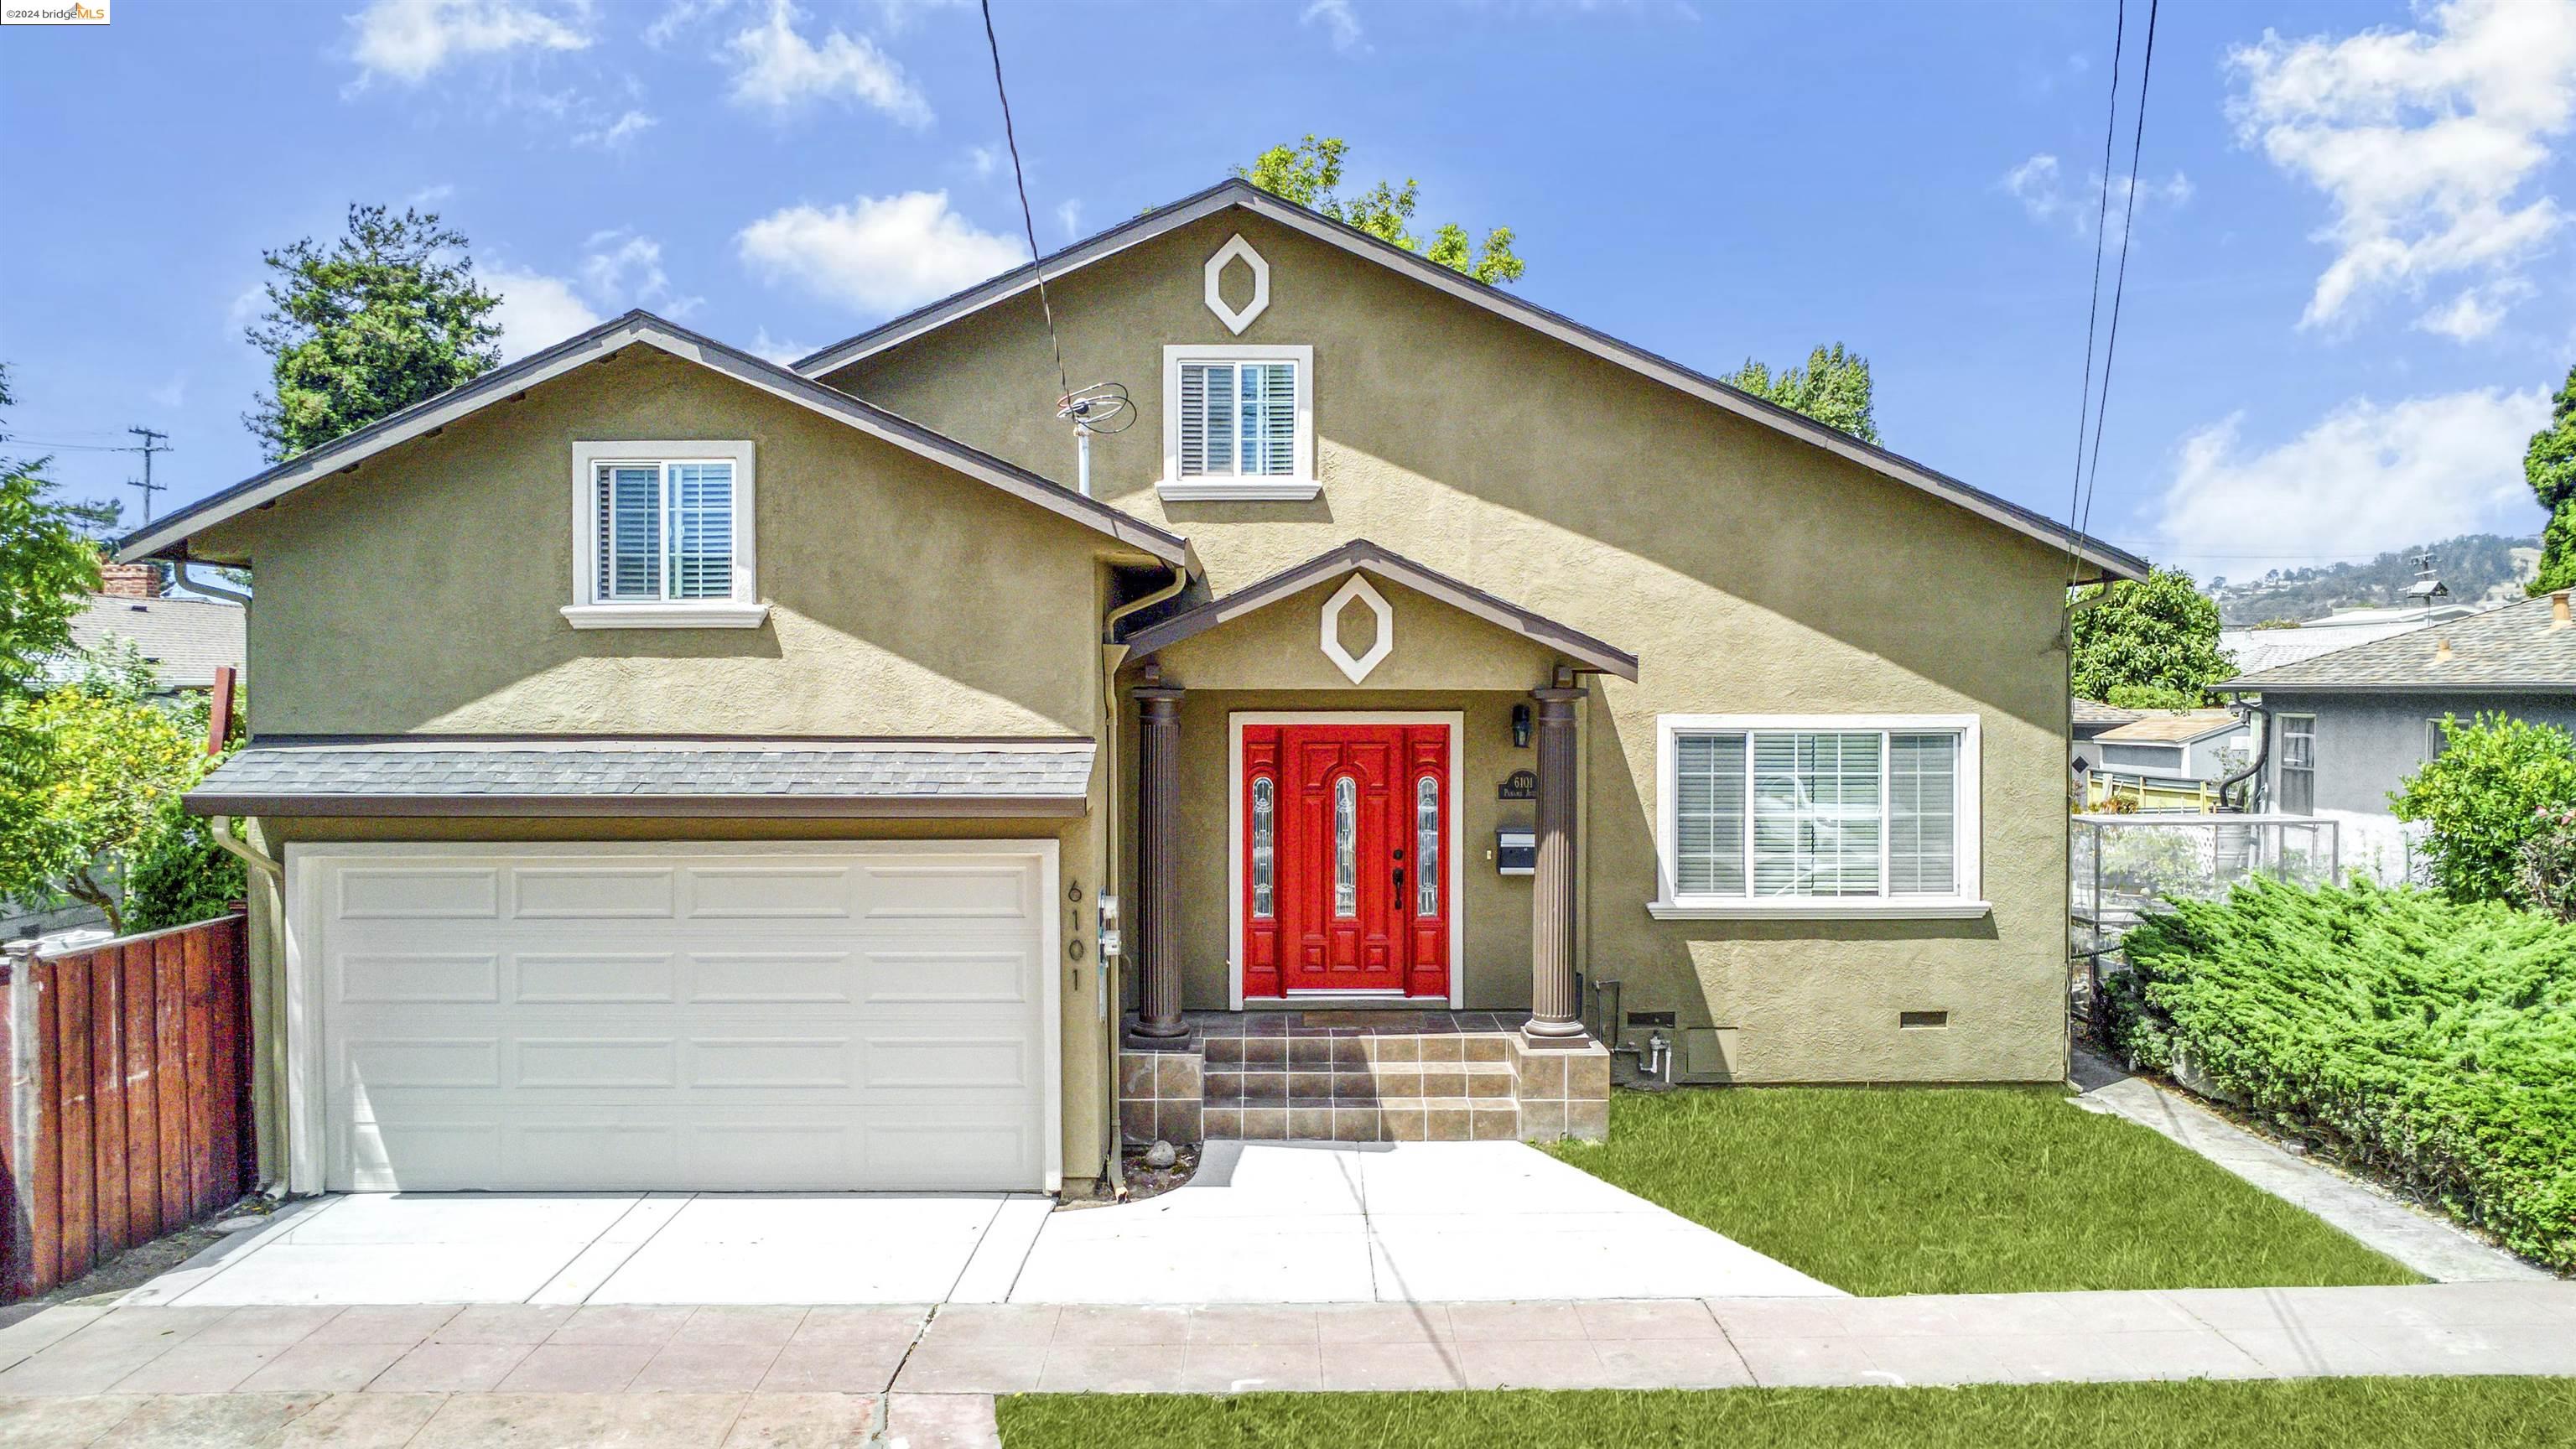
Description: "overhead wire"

(2060, 0), (2127, 590)
(977, 0), (1071, 410)
(2074, 0), (2161, 563)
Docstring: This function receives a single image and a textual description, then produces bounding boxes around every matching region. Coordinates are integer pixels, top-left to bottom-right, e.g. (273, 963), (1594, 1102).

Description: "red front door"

(1243, 722), (1450, 999)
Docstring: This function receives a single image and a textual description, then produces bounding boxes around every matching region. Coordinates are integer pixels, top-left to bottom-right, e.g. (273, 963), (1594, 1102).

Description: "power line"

(977, 0), (1069, 409)
(127, 425), (171, 522)
(2074, 0), (2160, 558)
(2060, 0), (2127, 589)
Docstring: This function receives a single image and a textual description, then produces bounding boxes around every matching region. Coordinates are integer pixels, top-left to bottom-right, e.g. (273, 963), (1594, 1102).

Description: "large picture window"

(565, 441), (761, 629)
(1654, 714), (1984, 919)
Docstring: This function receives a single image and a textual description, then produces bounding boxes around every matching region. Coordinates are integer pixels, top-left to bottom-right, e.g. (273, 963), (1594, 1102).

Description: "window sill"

(559, 602), (771, 631)
(1155, 478), (1322, 502)
(1647, 898), (1992, 921)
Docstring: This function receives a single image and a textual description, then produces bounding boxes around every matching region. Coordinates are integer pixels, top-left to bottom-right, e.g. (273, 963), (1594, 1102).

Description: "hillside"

(2207, 534), (2539, 626)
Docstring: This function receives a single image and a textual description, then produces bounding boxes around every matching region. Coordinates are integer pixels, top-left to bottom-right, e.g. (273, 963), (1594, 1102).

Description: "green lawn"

(997, 1379), (2576, 1448)
(1539, 1086), (2420, 1296)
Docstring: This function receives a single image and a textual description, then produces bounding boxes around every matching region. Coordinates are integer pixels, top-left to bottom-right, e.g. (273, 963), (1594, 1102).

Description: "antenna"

(126, 425), (170, 521)
(1057, 383), (1134, 498)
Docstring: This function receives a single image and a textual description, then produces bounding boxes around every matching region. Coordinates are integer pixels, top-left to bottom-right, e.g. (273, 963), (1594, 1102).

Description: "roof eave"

(184, 791), (1089, 820)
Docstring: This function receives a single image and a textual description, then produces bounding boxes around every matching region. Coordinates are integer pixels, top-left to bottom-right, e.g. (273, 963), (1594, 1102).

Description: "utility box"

(1495, 828), (1536, 875)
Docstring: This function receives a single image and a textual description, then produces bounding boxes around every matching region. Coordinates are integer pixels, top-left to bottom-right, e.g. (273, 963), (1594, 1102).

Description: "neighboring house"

(1, 564), (245, 943)
(2222, 589), (2576, 884)
(2080, 709), (2249, 808)
(2070, 699), (2141, 769)
(117, 179), (2143, 1198)
(2220, 618), (2433, 677)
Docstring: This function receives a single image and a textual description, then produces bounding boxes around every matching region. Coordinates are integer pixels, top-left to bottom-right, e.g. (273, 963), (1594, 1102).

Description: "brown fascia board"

(184, 792), (1089, 820)
(2218, 679), (2576, 695)
(116, 311), (1191, 570)
(796, 179), (2148, 584)
(1120, 538), (1640, 680)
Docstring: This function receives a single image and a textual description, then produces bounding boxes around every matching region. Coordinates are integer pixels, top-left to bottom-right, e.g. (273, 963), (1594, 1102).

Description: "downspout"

(211, 815), (281, 882)
(2061, 579), (2116, 1085)
(176, 560), (252, 609)
(2218, 695), (2267, 813)
(1094, 562), (1189, 1200)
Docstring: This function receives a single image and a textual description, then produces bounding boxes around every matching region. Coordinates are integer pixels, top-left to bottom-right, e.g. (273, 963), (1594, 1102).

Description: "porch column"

(1130, 684), (1189, 1044)
(1524, 684), (1589, 1041)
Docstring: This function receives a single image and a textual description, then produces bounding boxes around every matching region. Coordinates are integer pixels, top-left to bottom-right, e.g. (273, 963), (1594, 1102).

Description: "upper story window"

(563, 441), (766, 630)
(1650, 714), (1987, 920)
(1158, 345), (1317, 502)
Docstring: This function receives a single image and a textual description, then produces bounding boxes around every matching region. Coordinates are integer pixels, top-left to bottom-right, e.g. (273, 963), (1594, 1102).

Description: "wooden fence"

(0, 914), (254, 1301)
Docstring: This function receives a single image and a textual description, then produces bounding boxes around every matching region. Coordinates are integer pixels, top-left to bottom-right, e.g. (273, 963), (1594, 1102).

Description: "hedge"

(2110, 878), (2576, 1272)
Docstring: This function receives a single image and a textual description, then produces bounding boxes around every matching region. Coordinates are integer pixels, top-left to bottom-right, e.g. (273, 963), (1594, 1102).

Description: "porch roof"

(1118, 539), (1639, 682)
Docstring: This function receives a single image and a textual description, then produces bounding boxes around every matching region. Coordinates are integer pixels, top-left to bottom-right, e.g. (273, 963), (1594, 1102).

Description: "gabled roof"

(60, 594), (243, 690)
(2094, 709), (2241, 745)
(797, 179), (2148, 584)
(1119, 538), (1639, 681)
(2070, 699), (2141, 729)
(116, 311), (1190, 569)
(2221, 594), (2576, 693)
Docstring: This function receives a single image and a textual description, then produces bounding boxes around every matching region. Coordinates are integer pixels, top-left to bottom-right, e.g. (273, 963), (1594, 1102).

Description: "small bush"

(2109, 879), (2576, 1271)
(122, 794), (246, 933)
(2389, 713), (2576, 905)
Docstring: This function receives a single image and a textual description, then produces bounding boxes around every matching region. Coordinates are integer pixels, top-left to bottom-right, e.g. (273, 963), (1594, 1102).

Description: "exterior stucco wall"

(2265, 691), (2576, 818)
(198, 346), (1107, 740)
(239, 808), (1112, 1192)
(846, 211), (2075, 1083)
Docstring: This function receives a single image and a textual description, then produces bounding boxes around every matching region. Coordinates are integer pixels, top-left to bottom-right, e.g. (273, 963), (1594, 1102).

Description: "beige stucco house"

(121, 180), (2142, 1199)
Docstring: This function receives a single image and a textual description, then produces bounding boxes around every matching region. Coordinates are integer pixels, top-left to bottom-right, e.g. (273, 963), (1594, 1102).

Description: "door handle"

(1393, 867), (1405, 890)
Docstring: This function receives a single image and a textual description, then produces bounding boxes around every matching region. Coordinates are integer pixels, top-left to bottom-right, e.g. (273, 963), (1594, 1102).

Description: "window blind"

(1673, 733), (1747, 894)
(1672, 727), (1961, 901)
(668, 462), (733, 600)
(1753, 732), (1882, 897)
(1888, 732), (1957, 896)
(1176, 360), (1296, 478)
(593, 460), (732, 604)
(597, 465), (662, 601)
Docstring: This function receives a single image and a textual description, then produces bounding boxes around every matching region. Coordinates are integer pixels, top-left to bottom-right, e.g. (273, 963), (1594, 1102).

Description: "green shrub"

(122, 793), (245, 934)
(2390, 714), (2576, 904)
(2109, 879), (2576, 1270)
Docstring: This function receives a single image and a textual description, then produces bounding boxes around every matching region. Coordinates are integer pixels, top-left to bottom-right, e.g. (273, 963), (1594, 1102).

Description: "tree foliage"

(245, 205), (503, 461)
(0, 653), (208, 934)
(1722, 344), (1881, 445)
(1236, 136), (1525, 287)
(2069, 567), (2236, 704)
(2529, 364), (2576, 593)
(0, 364), (105, 703)
(2110, 878), (2576, 1272)
(2390, 714), (2576, 906)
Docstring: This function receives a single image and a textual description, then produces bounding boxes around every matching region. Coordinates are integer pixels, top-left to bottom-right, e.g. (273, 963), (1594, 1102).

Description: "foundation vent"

(1898, 1010), (1950, 1030)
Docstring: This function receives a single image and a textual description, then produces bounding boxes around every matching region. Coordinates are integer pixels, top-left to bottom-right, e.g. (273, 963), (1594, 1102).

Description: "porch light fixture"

(1512, 704), (1532, 749)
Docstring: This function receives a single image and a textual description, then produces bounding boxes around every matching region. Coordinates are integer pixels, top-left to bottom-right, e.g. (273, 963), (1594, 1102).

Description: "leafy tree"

(124, 795), (246, 932)
(246, 205), (503, 461)
(2391, 714), (2576, 906)
(1237, 136), (1525, 286)
(0, 653), (208, 934)
(2069, 566), (2236, 704)
(1722, 344), (1881, 445)
(2528, 364), (2576, 593)
(0, 364), (105, 703)
(2103, 683), (2202, 711)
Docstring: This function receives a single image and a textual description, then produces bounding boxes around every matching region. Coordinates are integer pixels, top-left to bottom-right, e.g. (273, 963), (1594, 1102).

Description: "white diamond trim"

(1203, 234), (1270, 335)
(1320, 574), (1394, 683)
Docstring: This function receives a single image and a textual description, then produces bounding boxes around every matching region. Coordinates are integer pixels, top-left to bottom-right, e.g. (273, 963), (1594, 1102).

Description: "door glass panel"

(1332, 776), (1358, 917)
(1415, 775), (1440, 917)
(1250, 776), (1275, 918)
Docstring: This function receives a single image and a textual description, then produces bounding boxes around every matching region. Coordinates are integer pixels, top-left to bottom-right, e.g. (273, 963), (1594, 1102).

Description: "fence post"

(1, 941), (36, 1301)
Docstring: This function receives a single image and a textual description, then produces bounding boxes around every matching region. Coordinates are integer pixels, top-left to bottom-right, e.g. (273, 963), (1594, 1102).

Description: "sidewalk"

(0, 1281), (2569, 1446)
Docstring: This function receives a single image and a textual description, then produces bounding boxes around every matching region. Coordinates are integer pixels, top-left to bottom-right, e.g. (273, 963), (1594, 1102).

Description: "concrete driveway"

(127, 1141), (1836, 1308)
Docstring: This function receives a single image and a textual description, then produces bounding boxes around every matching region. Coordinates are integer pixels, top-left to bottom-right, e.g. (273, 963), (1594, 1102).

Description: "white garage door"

(290, 842), (1058, 1193)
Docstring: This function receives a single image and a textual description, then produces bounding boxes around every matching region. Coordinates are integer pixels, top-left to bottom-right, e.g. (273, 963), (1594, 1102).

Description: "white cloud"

(736, 190), (1026, 314)
(349, 0), (592, 85)
(579, 231), (700, 316)
(1304, 0), (1365, 53)
(748, 328), (813, 366)
(2003, 152), (2191, 233)
(406, 182), (458, 206)
(645, 0), (735, 48)
(485, 265), (605, 359)
(2153, 387), (2551, 576)
(724, 0), (931, 127)
(2415, 278), (2536, 340)
(1055, 198), (1083, 240)
(2228, 0), (2576, 340)
(868, 0), (965, 34)
(573, 109), (656, 149)
(967, 143), (1000, 179)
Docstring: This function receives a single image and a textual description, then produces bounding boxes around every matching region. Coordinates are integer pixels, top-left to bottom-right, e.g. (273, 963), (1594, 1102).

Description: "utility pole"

(126, 425), (169, 522)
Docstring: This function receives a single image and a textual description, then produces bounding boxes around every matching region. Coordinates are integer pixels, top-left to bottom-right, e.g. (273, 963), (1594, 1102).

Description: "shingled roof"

(187, 740), (1096, 818)
(2221, 593), (2576, 693)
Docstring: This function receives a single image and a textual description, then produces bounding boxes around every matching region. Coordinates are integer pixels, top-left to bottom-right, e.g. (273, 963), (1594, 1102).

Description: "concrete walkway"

(2071, 1053), (2550, 1283)
(129, 1143), (1836, 1310)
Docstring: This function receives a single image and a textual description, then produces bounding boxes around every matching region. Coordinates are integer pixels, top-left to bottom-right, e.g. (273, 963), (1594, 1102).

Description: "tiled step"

(1204, 1061), (1516, 1107)
(1203, 1097), (1521, 1143)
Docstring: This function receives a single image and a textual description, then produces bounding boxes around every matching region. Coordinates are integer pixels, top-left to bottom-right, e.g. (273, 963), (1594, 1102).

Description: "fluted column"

(1524, 685), (1588, 1041)
(1130, 685), (1189, 1044)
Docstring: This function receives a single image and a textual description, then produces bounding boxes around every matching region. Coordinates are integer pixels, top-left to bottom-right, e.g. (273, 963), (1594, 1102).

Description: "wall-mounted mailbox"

(1496, 828), (1536, 875)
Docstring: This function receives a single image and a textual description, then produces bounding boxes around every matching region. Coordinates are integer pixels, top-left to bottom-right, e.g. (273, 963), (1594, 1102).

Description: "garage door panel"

(309, 844), (1051, 1192)
(513, 866), (678, 919)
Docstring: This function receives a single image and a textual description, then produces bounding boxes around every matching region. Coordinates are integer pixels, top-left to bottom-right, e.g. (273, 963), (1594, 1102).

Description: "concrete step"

(1203, 1097), (1523, 1143)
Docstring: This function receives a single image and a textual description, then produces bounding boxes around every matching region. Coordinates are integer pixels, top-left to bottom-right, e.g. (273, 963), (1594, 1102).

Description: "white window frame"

(2278, 714), (2317, 816)
(564, 439), (766, 629)
(1157, 344), (1318, 501)
(1649, 713), (1987, 920)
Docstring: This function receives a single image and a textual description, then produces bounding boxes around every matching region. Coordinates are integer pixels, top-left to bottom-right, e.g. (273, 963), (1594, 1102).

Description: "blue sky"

(5, 0), (2573, 583)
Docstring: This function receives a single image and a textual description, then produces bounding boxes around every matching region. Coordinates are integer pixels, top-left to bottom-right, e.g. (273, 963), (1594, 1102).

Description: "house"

(117, 179), (2143, 1198)
(2077, 709), (2248, 811)
(65, 563), (247, 693)
(2070, 699), (2141, 762)
(2221, 589), (2576, 883)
